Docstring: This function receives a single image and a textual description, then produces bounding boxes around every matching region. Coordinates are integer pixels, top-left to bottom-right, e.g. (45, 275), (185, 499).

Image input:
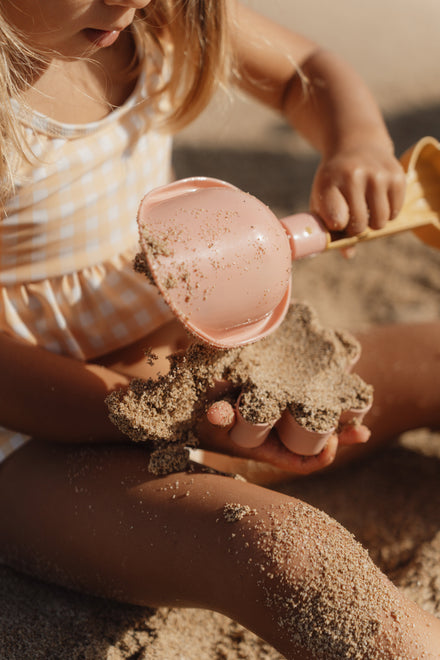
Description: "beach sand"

(2, 1), (440, 657)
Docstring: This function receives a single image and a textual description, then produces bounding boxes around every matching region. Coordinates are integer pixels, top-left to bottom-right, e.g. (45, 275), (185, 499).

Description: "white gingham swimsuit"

(0, 48), (174, 462)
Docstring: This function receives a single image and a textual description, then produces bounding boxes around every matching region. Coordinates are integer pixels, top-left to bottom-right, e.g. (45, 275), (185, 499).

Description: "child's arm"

(231, 3), (406, 235)
(0, 332), (129, 443)
(0, 326), (351, 474)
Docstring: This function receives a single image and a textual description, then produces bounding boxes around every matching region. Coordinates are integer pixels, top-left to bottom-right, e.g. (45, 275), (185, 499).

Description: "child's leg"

(1, 441), (439, 659)
(333, 320), (440, 467)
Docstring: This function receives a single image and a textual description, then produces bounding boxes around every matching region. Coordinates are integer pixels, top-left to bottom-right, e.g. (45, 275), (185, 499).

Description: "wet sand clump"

(106, 302), (373, 474)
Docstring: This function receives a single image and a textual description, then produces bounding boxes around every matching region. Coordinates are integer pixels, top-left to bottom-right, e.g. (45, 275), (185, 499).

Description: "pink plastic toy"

(138, 137), (440, 349)
(137, 177), (292, 348)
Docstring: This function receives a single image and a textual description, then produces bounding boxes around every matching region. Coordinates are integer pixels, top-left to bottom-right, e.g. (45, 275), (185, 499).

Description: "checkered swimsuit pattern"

(0, 51), (174, 462)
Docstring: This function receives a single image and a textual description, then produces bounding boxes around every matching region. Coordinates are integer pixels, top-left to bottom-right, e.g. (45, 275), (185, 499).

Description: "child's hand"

(201, 398), (370, 476)
(107, 305), (372, 477)
(310, 143), (406, 237)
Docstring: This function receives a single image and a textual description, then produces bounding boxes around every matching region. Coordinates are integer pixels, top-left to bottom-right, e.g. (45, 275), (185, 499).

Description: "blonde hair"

(0, 0), (233, 203)
(0, 14), (50, 204)
(139, 0), (232, 130)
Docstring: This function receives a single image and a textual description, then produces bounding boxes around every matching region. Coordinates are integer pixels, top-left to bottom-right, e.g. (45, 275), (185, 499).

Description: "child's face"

(3, 0), (152, 56)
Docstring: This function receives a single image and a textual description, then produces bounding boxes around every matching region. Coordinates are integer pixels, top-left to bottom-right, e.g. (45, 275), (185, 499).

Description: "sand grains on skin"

(222, 503), (257, 523)
(222, 499), (414, 659)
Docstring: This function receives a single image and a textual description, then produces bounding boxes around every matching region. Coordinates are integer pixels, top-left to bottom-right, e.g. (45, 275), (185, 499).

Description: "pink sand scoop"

(137, 177), (292, 347)
(137, 136), (440, 349)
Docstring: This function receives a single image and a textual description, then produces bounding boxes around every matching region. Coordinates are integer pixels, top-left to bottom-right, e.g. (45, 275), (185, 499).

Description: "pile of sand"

(106, 302), (372, 475)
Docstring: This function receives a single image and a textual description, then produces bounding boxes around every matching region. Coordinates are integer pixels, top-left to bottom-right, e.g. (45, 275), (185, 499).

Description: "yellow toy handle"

(326, 136), (440, 251)
(399, 136), (440, 249)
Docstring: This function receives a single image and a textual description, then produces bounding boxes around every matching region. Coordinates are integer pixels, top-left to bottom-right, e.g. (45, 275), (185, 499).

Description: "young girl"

(0, 1), (439, 657)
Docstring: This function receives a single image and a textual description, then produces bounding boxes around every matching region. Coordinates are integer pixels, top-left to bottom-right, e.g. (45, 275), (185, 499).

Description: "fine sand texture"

(106, 301), (372, 474)
(3, 0), (440, 656)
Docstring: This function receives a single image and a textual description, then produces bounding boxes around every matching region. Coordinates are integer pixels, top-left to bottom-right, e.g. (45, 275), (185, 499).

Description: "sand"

(106, 301), (372, 474)
(3, 0), (440, 654)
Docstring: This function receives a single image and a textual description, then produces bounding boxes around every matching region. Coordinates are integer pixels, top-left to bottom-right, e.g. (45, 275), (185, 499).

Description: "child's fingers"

(197, 416), (341, 475)
(270, 434), (339, 476)
(232, 432), (339, 475)
(311, 151), (406, 235)
(311, 182), (350, 232)
(365, 163), (405, 228)
(388, 167), (407, 219)
(204, 399), (369, 475)
(339, 246), (357, 259)
(337, 401), (372, 446)
(365, 176), (391, 229)
(337, 172), (376, 236)
(206, 400), (236, 431)
(313, 181), (371, 236)
(338, 423), (371, 446)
